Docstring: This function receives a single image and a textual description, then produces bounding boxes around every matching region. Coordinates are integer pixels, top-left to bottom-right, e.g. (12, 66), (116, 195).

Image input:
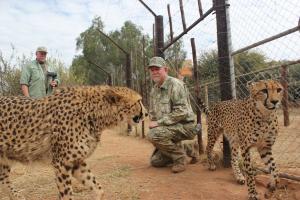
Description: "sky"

(0, 0), (299, 67)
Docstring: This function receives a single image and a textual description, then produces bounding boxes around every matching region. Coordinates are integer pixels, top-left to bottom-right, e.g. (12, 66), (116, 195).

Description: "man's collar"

(155, 76), (170, 89)
(35, 59), (46, 65)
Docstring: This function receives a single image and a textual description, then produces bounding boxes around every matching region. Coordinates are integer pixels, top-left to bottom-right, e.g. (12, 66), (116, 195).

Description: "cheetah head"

(247, 79), (283, 111)
(104, 87), (148, 125)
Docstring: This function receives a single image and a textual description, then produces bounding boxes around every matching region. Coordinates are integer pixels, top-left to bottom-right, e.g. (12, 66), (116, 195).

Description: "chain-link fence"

(200, 63), (300, 176)
(196, 0), (300, 177)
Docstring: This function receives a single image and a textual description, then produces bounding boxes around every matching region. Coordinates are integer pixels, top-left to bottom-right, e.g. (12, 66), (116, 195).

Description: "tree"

(195, 50), (271, 100)
(109, 21), (144, 88)
(71, 16), (112, 85)
(164, 35), (187, 77)
(71, 17), (153, 91)
(234, 51), (268, 75)
(198, 49), (219, 83)
(233, 51), (269, 97)
(194, 50), (220, 102)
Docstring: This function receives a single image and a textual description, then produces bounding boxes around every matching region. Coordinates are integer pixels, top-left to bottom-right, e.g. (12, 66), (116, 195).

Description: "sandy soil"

(0, 128), (299, 200)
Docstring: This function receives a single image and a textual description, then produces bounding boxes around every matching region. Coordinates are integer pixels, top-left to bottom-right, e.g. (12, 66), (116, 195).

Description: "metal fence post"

(215, 0), (234, 167)
(191, 38), (204, 154)
(280, 65), (290, 126)
(155, 15), (164, 58)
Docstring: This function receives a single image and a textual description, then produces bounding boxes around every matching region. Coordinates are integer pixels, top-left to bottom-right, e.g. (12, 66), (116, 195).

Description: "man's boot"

(171, 158), (186, 173)
(190, 156), (199, 164)
(190, 142), (200, 164)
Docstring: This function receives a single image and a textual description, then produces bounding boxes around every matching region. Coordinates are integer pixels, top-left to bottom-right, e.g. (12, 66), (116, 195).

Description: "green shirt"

(20, 60), (59, 98)
(149, 76), (195, 126)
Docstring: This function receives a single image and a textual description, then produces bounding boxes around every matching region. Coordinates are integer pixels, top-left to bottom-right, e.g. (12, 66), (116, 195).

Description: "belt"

(181, 121), (195, 124)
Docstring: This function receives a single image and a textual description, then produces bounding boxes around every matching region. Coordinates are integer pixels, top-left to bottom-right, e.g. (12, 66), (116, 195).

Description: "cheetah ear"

(104, 88), (122, 104)
(246, 81), (257, 91)
(246, 81), (254, 88)
(247, 81), (257, 96)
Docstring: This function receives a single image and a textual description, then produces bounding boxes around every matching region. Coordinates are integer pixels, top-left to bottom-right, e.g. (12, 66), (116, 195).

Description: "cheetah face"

(104, 87), (148, 125)
(128, 100), (148, 125)
(248, 80), (283, 110)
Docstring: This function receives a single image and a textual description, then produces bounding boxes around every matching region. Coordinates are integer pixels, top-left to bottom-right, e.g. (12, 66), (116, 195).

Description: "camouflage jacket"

(149, 76), (195, 126)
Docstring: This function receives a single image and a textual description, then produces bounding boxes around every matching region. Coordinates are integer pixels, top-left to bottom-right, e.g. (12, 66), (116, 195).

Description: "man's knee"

(146, 129), (155, 142)
(147, 127), (166, 143)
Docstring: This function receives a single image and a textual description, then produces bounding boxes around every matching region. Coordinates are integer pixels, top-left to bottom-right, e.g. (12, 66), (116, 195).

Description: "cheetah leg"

(228, 139), (245, 185)
(206, 128), (222, 171)
(52, 162), (74, 200)
(242, 148), (258, 200)
(72, 161), (104, 200)
(0, 164), (26, 200)
(257, 147), (284, 198)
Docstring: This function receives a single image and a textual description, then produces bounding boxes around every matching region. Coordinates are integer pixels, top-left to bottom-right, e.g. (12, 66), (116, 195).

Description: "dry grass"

(0, 140), (140, 200)
(117, 107), (300, 176)
(1, 107), (299, 200)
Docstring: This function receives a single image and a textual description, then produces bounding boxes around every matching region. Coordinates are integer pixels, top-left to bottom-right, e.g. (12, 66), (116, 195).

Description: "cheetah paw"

(264, 190), (274, 199)
(208, 165), (217, 171)
(248, 197), (259, 200)
(236, 179), (245, 185)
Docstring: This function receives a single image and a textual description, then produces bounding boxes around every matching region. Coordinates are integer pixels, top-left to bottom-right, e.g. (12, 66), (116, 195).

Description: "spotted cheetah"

(0, 85), (147, 200)
(199, 80), (284, 200)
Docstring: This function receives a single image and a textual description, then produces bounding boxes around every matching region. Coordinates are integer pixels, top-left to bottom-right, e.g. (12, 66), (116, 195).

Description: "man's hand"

(21, 84), (30, 97)
(50, 80), (57, 87)
(149, 121), (158, 129)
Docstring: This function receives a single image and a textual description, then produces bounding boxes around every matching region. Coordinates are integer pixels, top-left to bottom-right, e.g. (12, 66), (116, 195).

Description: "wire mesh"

(228, 0), (300, 176)
(185, 0), (300, 177)
(200, 62), (300, 177)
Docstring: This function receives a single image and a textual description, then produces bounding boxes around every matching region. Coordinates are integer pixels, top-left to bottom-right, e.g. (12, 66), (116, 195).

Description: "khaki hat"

(36, 46), (48, 53)
(148, 56), (166, 68)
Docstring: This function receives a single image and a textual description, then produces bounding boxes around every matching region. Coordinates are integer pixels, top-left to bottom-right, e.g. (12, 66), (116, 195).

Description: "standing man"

(20, 46), (59, 98)
(147, 56), (198, 173)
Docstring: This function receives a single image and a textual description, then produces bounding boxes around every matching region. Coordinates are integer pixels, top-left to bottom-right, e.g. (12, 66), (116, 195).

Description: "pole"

(179, 0), (187, 31)
(197, 0), (203, 16)
(162, 7), (214, 52)
(280, 65), (290, 126)
(167, 4), (174, 42)
(215, 0), (233, 168)
(142, 36), (147, 138)
(191, 38), (204, 154)
(138, 0), (157, 17)
(155, 15), (164, 58)
(126, 53), (133, 133)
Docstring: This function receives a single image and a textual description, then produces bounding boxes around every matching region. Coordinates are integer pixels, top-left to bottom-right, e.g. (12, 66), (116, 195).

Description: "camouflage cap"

(36, 46), (48, 53)
(148, 56), (166, 68)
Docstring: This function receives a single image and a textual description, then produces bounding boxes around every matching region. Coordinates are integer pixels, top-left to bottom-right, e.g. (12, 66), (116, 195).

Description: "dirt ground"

(1, 128), (300, 200)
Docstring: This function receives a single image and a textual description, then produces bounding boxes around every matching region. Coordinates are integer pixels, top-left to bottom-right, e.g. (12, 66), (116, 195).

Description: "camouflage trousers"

(147, 122), (198, 167)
